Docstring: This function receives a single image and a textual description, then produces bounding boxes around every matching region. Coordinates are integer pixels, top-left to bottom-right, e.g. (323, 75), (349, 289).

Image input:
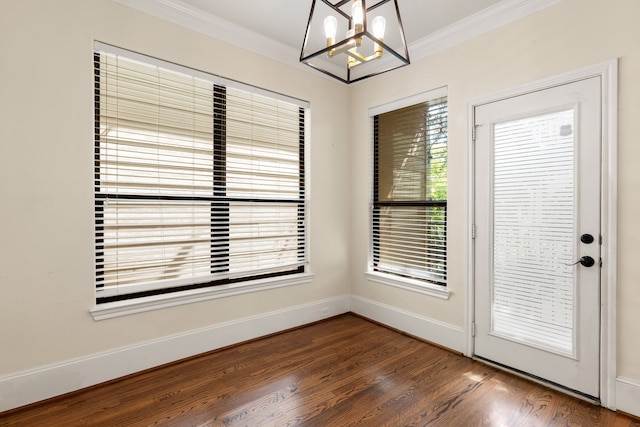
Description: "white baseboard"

(5, 295), (634, 418)
(350, 296), (466, 354)
(616, 377), (640, 418)
(0, 295), (351, 413)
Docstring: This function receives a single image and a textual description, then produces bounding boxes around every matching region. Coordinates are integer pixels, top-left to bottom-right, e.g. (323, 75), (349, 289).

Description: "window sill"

(364, 271), (450, 300)
(90, 273), (315, 321)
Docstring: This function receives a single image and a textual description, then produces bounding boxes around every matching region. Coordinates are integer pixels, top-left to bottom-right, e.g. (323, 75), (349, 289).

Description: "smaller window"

(370, 90), (448, 286)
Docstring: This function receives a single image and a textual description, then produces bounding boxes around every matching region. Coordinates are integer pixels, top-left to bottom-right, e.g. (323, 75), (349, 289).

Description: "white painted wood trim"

(616, 377), (640, 417)
(350, 296), (465, 353)
(410, 0), (563, 61)
(466, 60), (618, 107)
(368, 86), (448, 117)
(91, 273), (315, 320)
(465, 59), (619, 409)
(0, 295), (351, 412)
(364, 272), (450, 300)
(600, 60), (619, 411)
(111, 0), (563, 82)
(465, 100), (476, 359)
(111, 0), (304, 70)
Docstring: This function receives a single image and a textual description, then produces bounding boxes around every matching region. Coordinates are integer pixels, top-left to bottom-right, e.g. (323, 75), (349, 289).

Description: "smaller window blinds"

(372, 94), (447, 285)
(94, 44), (308, 303)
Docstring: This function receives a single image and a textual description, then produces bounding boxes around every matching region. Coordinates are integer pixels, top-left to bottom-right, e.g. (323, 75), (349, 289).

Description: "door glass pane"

(492, 109), (575, 356)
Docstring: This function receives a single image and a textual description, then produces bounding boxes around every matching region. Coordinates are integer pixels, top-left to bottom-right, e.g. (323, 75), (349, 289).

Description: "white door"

(474, 77), (601, 398)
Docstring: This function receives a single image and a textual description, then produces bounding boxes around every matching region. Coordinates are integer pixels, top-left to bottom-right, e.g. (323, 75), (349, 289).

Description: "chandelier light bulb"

(372, 16), (386, 39)
(372, 16), (386, 58)
(323, 16), (337, 40)
(352, 0), (364, 31)
(351, 0), (364, 47)
(324, 15), (338, 56)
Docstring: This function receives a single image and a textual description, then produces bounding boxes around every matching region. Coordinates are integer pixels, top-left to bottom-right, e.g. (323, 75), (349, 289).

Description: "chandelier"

(300, 0), (410, 84)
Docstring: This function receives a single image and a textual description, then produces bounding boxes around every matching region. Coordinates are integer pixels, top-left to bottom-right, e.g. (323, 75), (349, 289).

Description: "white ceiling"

(114, 0), (562, 77)
(176, 0), (505, 50)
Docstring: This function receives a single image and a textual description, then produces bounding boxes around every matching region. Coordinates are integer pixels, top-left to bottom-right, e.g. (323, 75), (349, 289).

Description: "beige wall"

(350, 0), (640, 382)
(1, 0), (639, 411)
(0, 0), (351, 374)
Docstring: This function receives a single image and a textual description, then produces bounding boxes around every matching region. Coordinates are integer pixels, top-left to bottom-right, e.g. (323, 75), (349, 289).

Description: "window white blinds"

(372, 96), (447, 284)
(492, 109), (575, 355)
(94, 45), (307, 302)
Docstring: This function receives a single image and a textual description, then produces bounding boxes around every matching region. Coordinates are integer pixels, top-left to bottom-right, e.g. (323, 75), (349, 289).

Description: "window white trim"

(91, 272), (314, 320)
(365, 271), (450, 300)
(368, 86), (448, 117)
(368, 88), (449, 295)
(93, 42), (310, 305)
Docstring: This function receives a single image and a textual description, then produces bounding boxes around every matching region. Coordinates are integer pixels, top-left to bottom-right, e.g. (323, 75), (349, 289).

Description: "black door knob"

(579, 256), (595, 267)
(580, 234), (595, 244)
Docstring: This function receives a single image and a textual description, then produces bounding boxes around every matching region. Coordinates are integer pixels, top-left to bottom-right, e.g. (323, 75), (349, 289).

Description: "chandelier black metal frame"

(300, 0), (410, 84)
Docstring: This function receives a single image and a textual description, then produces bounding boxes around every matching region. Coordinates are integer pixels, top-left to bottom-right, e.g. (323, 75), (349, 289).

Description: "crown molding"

(409, 0), (564, 61)
(112, 0), (564, 78)
(111, 0), (306, 69)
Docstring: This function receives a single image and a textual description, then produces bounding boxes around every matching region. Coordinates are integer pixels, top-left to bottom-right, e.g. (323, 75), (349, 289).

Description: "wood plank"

(1, 314), (638, 426)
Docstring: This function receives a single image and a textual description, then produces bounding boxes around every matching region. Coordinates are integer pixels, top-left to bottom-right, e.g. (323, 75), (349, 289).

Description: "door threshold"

(473, 355), (600, 405)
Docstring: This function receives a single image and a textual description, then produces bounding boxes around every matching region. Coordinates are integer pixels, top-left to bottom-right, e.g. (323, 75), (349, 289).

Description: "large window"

(94, 44), (308, 303)
(371, 90), (447, 286)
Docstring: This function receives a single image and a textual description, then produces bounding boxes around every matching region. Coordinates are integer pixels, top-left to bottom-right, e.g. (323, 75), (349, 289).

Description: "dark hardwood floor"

(1, 314), (638, 426)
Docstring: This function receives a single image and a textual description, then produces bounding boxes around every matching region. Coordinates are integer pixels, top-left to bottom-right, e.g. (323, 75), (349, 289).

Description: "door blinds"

(492, 110), (576, 354)
(372, 95), (447, 284)
(94, 44), (308, 303)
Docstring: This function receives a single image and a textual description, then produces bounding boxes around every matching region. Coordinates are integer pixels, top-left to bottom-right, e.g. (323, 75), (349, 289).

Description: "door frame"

(465, 60), (618, 409)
